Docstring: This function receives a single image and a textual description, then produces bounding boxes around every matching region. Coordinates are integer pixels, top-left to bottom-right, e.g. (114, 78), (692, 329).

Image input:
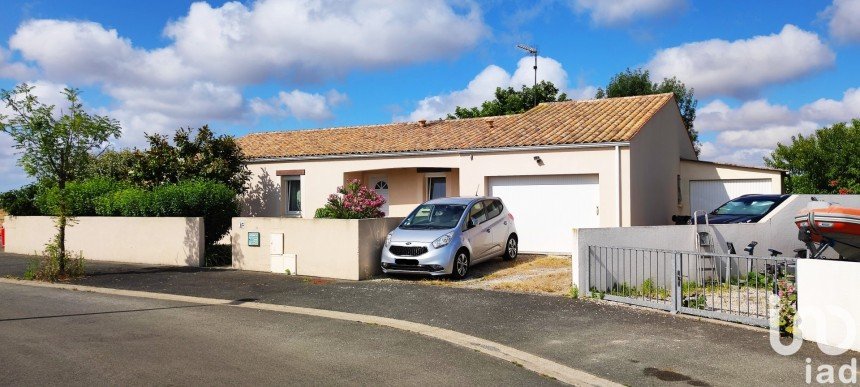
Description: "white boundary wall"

(3, 216), (204, 266)
(232, 217), (402, 280)
(573, 195), (860, 292)
(797, 259), (860, 353)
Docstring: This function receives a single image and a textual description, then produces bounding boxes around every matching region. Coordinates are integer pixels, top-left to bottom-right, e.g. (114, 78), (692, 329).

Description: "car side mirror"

(467, 217), (478, 229)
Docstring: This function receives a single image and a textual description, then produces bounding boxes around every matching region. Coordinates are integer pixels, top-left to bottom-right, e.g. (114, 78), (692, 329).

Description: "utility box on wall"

(270, 253), (297, 275)
(267, 233), (296, 275)
(269, 233), (284, 255)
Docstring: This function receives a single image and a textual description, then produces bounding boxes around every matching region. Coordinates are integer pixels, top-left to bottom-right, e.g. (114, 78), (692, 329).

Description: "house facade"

(238, 93), (782, 253)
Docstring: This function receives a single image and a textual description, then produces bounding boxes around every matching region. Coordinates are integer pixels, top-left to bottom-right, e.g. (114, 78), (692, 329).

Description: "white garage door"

(690, 179), (775, 216)
(489, 175), (599, 254)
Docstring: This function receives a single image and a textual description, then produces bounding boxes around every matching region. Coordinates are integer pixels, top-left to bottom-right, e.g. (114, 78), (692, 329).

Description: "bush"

(95, 179), (239, 246)
(777, 277), (797, 336)
(35, 177), (126, 216)
(0, 184), (42, 215)
(314, 179), (386, 219)
(23, 238), (85, 282)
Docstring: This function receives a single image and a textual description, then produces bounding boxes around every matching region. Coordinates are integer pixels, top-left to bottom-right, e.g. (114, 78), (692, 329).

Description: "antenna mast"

(517, 44), (539, 108)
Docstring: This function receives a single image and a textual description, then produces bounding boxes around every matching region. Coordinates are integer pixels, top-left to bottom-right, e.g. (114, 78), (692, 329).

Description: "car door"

(480, 200), (506, 257)
(463, 201), (491, 260)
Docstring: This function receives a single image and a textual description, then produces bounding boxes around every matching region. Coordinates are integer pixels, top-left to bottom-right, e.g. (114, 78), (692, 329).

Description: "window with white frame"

(282, 176), (302, 216)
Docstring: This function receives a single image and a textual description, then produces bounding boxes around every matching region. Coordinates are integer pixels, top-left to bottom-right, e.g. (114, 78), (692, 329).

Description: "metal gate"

(586, 246), (796, 327)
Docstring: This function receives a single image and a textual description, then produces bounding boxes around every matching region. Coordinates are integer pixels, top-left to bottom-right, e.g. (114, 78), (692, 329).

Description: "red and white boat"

(795, 202), (860, 260)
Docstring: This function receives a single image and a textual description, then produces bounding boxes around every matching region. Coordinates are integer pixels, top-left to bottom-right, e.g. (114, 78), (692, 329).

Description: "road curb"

(0, 278), (620, 387)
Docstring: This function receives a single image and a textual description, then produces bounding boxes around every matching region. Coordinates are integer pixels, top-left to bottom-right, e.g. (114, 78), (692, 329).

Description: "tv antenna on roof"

(516, 44), (539, 107)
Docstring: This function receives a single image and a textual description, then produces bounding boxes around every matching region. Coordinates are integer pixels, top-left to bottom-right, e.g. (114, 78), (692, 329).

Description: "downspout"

(616, 145), (622, 227)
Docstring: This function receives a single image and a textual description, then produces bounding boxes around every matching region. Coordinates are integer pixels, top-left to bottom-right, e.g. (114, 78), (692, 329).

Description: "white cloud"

(162, 0), (487, 84)
(696, 99), (797, 132)
(402, 56), (595, 121)
(822, 0), (860, 43)
(9, 19), (193, 87)
(568, 0), (685, 26)
(695, 87), (860, 166)
(716, 122), (820, 149)
(800, 88), (860, 123)
(698, 141), (775, 167)
(0, 0), (488, 158)
(251, 89), (349, 121)
(0, 48), (35, 79)
(647, 25), (835, 97)
(101, 82), (246, 148)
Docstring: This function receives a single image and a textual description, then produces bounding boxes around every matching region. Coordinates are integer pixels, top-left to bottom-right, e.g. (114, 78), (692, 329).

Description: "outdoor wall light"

(534, 156), (544, 166)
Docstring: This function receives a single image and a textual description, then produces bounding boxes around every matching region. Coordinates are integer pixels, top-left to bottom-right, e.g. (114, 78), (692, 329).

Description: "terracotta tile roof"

(238, 93), (674, 160)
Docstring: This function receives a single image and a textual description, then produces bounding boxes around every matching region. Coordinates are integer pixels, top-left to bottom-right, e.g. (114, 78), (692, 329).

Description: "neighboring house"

(238, 93), (782, 253)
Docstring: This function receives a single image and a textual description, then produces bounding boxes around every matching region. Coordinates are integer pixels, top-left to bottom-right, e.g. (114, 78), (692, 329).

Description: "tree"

(92, 126), (251, 195)
(448, 81), (568, 119)
(596, 68), (700, 155)
(764, 119), (860, 194)
(0, 83), (121, 274)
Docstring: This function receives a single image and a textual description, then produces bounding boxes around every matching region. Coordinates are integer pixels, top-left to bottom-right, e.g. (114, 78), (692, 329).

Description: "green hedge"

(0, 184), (41, 216)
(35, 178), (125, 216)
(95, 179), (238, 246)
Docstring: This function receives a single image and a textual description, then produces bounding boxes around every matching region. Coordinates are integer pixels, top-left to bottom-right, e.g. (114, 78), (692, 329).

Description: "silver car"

(381, 197), (518, 279)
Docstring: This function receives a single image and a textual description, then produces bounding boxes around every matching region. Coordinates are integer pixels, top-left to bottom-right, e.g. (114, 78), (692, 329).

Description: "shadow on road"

(0, 304), (212, 322)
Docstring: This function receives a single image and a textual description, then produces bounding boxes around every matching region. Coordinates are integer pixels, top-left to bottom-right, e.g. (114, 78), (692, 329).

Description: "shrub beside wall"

(35, 177), (126, 216)
(0, 184), (41, 216)
(0, 178), (238, 247)
(95, 179), (238, 246)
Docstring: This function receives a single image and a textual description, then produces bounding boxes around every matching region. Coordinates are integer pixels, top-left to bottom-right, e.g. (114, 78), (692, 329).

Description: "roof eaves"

(245, 141), (632, 163)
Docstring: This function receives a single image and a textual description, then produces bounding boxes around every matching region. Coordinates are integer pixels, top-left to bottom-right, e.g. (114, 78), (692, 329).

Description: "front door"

(427, 176), (446, 200)
(369, 175), (390, 216)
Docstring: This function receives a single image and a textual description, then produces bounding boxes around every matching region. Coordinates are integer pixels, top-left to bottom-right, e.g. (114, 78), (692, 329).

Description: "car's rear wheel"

(503, 235), (518, 261)
(450, 250), (470, 280)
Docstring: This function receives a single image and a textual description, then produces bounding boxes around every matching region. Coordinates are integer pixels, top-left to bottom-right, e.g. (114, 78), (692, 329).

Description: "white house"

(238, 93), (783, 253)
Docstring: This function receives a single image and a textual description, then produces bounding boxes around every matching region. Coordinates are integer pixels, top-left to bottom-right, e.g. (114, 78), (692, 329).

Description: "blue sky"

(1, 0), (859, 191)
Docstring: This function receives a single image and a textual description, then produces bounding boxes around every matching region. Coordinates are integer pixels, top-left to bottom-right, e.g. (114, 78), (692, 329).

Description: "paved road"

(1, 252), (855, 386)
(0, 283), (559, 386)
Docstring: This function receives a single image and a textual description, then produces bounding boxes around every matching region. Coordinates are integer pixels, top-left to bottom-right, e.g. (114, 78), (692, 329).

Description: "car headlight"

(385, 233), (392, 247)
(432, 232), (454, 249)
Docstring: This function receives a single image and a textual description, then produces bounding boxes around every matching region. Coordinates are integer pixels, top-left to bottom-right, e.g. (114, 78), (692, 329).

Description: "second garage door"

(690, 179), (776, 216)
(488, 175), (599, 254)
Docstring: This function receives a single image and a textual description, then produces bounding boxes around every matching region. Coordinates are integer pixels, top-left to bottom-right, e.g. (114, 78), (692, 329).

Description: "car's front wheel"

(450, 250), (470, 280)
(502, 235), (518, 261)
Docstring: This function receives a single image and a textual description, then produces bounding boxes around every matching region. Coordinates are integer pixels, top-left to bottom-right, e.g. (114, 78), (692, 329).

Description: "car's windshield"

(712, 198), (777, 216)
(400, 204), (467, 230)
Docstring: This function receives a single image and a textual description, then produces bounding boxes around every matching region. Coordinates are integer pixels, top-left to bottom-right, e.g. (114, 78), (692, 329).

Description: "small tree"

(0, 84), (121, 275)
(596, 68), (700, 155)
(448, 81), (568, 119)
(765, 119), (860, 194)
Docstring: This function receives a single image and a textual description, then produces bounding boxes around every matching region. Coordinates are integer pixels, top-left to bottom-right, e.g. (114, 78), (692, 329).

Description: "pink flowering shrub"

(777, 277), (797, 336)
(314, 179), (386, 219)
